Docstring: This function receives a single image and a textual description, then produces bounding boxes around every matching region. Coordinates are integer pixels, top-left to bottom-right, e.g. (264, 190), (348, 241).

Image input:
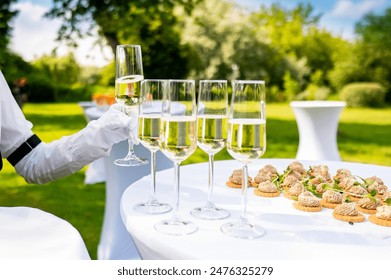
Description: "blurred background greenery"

(1, 0), (391, 106)
(1, 0), (391, 259)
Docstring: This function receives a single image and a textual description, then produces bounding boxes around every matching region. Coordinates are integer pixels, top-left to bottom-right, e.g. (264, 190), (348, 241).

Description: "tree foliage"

(46, 0), (201, 79)
(330, 7), (391, 101)
(3, 0), (390, 104)
(356, 8), (391, 50)
(249, 3), (336, 97)
(33, 52), (82, 85)
(251, 3), (321, 55)
(177, 0), (245, 79)
(355, 8), (391, 100)
(183, 1), (342, 99)
(0, 0), (18, 69)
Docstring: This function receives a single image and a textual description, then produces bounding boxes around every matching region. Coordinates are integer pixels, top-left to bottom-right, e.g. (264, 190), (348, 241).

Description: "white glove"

(83, 103), (137, 150)
(121, 105), (140, 145)
(15, 103), (137, 184)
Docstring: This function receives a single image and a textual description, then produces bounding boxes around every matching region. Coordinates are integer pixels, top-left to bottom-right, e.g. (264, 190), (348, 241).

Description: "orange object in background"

(92, 93), (116, 110)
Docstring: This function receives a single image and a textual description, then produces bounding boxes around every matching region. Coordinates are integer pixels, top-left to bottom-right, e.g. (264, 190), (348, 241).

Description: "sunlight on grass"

(340, 107), (391, 125)
(24, 103), (85, 116)
(23, 103), (87, 141)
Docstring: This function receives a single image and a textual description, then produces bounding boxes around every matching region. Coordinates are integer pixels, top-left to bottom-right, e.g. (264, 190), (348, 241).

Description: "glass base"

(114, 156), (148, 167)
(154, 218), (198, 235)
(221, 219), (266, 239)
(190, 206), (230, 220)
(133, 201), (172, 215)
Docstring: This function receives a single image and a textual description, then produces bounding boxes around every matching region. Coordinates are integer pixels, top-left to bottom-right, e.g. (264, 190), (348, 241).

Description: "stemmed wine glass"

(221, 80), (267, 239)
(114, 44), (148, 166)
(134, 79), (172, 214)
(190, 80), (230, 220)
(155, 79), (198, 235)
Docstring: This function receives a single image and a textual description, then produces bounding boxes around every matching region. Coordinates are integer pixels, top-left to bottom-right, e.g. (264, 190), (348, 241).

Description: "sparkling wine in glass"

(134, 79), (172, 214)
(155, 79), (198, 235)
(190, 80), (230, 220)
(114, 44), (148, 167)
(221, 80), (267, 239)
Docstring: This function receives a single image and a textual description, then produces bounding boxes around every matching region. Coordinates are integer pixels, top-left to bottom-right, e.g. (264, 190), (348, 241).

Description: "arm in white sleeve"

(14, 105), (136, 184)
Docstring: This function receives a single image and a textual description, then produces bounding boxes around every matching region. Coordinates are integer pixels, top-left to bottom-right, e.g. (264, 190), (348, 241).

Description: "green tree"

(356, 8), (391, 49)
(329, 8), (391, 102)
(178, 0), (287, 85)
(250, 3), (337, 91)
(283, 71), (301, 100)
(300, 28), (342, 81)
(355, 7), (391, 101)
(328, 42), (367, 91)
(251, 3), (321, 55)
(0, 0), (18, 69)
(25, 52), (84, 102)
(46, 0), (200, 78)
(33, 52), (81, 85)
(177, 0), (245, 79)
(0, 0), (33, 91)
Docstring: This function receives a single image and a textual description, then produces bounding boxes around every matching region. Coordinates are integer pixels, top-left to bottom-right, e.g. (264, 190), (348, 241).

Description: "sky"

(9, 0), (391, 67)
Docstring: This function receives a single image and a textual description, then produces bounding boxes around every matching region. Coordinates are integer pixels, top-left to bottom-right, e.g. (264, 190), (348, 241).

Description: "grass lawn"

(0, 102), (390, 259)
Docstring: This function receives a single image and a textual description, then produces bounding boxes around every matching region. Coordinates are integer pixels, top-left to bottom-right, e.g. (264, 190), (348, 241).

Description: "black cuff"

(7, 134), (42, 166)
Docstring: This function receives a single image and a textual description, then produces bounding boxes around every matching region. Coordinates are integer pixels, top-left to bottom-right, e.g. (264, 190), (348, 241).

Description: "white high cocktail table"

(290, 101), (346, 161)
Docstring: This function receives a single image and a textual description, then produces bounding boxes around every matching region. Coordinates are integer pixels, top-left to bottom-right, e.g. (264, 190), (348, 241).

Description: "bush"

(23, 75), (95, 103)
(340, 82), (386, 107)
(267, 85), (287, 102)
(27, 74), (56, 102)
(296, 85), (331, 101)
(55, 85), (94, 102)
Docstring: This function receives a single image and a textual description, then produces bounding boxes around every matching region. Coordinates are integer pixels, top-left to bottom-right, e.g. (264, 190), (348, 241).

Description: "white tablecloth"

(78, 101), (95, 122)
(82, 106), (107, 184)
(0, 207), (90, 259)
(120, 159), (391, 260)
(83, 105), (173, 260)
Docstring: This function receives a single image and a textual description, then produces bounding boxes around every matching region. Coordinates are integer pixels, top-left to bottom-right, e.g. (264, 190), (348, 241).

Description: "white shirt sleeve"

(0, 72), (34, 157)
(1, 71), (134, 184)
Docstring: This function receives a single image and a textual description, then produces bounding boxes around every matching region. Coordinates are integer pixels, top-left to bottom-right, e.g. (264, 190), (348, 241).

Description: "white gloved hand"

(121, 105), (140, 145)
(84, 103), (137, 150)
(15, 103), (138, 184)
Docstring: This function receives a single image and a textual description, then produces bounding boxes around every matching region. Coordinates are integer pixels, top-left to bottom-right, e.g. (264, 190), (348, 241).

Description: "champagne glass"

(114, 44), (148, 166)
(190, 80), (230, 220)
(134, 79), (172, 214)
(155, 79), (198, 235)
(221, 80), (267, 239)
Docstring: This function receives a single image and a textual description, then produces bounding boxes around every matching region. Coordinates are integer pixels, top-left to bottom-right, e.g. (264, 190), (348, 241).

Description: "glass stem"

(148, 150), (157, 203)
(172, 162), (180, 221)
(206, 154), (215, 208)
(240, 164), (249, 222)
(127, 139), (135, 157)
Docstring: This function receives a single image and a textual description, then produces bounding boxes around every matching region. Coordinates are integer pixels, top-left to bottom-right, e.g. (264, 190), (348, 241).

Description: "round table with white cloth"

(120, 159), (391, 260)
(0, 206), (90, 259)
